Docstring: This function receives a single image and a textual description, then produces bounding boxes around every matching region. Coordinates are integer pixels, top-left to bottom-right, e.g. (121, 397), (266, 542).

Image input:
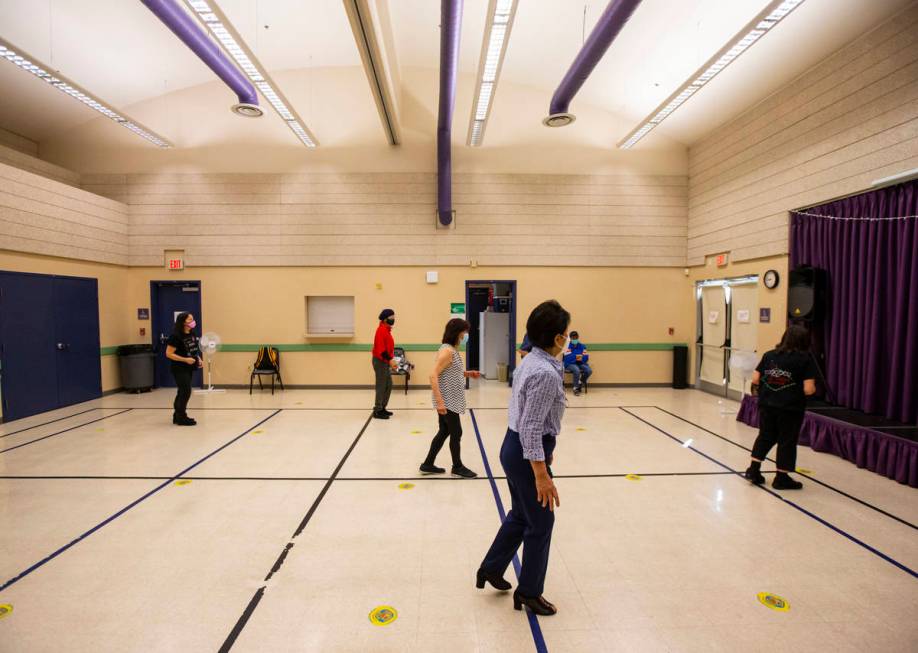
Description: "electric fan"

(194, 331), (226, 394)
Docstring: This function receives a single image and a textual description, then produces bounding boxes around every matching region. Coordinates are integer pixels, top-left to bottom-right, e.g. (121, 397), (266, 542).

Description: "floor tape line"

(0, 409), (134, 454)
(0, 407), (100, 439)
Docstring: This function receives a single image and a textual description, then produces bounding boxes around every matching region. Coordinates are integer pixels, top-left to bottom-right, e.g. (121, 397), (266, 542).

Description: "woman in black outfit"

(165, 312), (202, 426)
(745, 324), (818, 490)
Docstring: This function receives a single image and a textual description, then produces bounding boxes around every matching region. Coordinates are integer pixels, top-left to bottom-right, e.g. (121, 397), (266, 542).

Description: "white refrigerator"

(479, 311), (510, 379)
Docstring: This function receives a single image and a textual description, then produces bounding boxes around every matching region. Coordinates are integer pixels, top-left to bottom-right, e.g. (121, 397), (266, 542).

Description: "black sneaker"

(419, 463), (445, 475)
(373, 410), (390, 420)
(175, 416), (196, 426)
(573, 387), (582, 396)
(744, 466), (765, 485)
(772, 473), (803, 490)
(381, 409), (393, 417)
(451, 465), (478, 478)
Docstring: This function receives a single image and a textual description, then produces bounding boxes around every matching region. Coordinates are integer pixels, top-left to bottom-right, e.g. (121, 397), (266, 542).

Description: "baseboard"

(219, 384), (434, 390)
(102, 387), (125, 396)
(563, 382), (673, 388)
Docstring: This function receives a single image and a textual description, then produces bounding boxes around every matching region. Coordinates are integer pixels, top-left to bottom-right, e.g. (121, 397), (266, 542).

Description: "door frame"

(150, 280), (203, 388)
(464, 280), (517, 384)
(694, 274), (758, 400)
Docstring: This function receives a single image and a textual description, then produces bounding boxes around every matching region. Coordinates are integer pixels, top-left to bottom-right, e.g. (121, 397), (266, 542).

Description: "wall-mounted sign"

(168, 258), (184, 270)
(715, 253), (729, 267)
(760, 307), (771, 323)
(708, 310), (719, 324)
(451, 302), (466, 320)
(737, 309), (751, 323)
(138, 308), (150, 320)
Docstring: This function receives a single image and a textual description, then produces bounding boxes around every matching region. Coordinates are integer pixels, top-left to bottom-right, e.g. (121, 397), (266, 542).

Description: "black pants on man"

(372, 357), (392, 412)
(424, 410), (463, 467)
(171, 365), (193, 420)
(752, 405), (805, 471)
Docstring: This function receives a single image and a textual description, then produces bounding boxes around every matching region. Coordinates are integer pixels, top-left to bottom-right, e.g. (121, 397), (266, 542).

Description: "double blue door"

(0, 271), (102, 421)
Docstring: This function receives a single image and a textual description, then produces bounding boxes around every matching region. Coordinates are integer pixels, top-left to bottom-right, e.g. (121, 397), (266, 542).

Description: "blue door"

(151, 281), (202, 388)
(54, 277), (102, 407)
(0, 272), (58, 421)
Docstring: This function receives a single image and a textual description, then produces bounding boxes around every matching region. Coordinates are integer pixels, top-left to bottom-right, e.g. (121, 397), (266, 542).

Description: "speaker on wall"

(787, 266), (827, 321)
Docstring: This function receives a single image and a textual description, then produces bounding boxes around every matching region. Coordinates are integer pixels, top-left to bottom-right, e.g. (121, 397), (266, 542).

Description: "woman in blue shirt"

(476, 300), (570, 616)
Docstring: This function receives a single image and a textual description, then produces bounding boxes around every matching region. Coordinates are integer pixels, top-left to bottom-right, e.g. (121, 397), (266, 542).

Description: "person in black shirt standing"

(165, 312), (202, 426)
(745, 325), (818, 490)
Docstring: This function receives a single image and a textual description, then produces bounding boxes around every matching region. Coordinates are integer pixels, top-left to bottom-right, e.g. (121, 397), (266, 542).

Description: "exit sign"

(715, 253), (729, 267)
(168, 258), (184, 270)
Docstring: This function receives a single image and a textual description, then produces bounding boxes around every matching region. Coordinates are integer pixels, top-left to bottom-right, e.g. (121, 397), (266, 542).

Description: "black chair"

(250, 346), (285, 395)
(563, 369), (589, 394)
(390, 346), (413, 395)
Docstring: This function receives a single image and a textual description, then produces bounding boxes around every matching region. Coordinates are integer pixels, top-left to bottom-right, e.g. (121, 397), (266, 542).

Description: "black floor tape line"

(0, 471), (745, 481)
(0, 409), (134, 454)
(620, 408), (918, 581)
(0, 407), (100, 438)
(218, 414), (373, 653)
(649, 406), (918, 531)
(0, 410), (282, 593)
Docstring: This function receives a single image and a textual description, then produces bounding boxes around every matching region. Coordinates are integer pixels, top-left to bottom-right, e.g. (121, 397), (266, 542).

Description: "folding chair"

(250, 346), (285, 395)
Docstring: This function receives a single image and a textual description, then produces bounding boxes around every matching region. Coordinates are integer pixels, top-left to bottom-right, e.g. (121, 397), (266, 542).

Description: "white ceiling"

(0, 0), (912, 152)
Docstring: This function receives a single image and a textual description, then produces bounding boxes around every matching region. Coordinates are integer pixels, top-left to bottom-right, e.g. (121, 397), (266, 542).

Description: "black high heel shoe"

(476, 568), (511, 591)
(513, 591), (557, 616)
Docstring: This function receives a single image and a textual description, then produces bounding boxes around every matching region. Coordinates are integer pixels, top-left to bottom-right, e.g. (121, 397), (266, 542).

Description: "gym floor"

(1, 385), (916, 652)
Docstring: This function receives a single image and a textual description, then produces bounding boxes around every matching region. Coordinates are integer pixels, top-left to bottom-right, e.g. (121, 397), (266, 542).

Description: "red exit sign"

(168, 258), (184, 270)
(715, 253), (729, 267)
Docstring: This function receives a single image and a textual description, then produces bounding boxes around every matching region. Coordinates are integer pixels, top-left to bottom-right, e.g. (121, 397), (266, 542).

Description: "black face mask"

(386, 318), (395, 326)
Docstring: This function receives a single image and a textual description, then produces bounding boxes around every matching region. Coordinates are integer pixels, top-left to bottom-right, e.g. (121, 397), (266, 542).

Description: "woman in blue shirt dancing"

(476, 300), (570, 616)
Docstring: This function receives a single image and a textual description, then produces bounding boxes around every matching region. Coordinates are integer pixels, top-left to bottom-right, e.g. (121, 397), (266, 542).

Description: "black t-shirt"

(756, 349), (818, 411)
(167, 333), (201, 368)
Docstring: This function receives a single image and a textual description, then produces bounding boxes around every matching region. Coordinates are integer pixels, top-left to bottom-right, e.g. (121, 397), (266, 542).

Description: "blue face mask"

(461, 333), (469, 345)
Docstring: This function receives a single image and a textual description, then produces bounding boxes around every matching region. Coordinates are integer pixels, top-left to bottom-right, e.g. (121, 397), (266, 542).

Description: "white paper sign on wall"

(708, 310), (719, 324)
(737, 309), (751, 323)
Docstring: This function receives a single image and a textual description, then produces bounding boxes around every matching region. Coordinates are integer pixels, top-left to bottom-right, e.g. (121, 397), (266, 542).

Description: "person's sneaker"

(772, 473), (803, 490)
(381, 409), (393, 417)
(372, 410), (390, 420)
(744, 466), (765, 485)
(451, 465), (478, 478)
(419, 463), (446, 475)
(175, 416), (196, 426)
(573, 387), (582, 396)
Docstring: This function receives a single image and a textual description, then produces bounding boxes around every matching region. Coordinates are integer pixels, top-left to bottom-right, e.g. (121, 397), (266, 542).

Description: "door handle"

(56, 343), (68, 351)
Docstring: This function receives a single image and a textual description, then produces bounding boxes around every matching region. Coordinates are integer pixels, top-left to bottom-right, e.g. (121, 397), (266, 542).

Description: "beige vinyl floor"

(1, 384), (916, 652)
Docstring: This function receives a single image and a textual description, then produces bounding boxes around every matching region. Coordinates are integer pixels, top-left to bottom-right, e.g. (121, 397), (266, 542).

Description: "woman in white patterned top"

(477, 300), (570, 617)
(420, 318), (481, 478)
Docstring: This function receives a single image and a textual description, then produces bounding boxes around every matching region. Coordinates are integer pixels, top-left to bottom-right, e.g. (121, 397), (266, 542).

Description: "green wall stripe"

(102, 342), (686, 355)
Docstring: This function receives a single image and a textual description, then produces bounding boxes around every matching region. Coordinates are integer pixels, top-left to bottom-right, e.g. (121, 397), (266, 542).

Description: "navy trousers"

(480, 429), (556, 597)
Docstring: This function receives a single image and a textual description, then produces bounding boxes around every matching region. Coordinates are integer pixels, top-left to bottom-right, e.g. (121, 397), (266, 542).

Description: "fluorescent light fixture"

(182, 0), (318, 147)
(618, 0), (807, 149)
(0, 37), (171, 148)
(467, 0), (518, 146)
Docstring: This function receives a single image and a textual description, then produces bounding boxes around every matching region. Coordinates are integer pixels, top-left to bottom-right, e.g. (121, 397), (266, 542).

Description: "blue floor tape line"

(0, 407), (100, 439)
(0, 409), (134, 454)
(0, 409), (283, 593)
(620, 408), (918, 581)
(470, 409), (549, 653)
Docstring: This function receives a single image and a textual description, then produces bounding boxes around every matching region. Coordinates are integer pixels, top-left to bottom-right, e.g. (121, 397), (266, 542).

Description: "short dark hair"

(173, 312), (191, 337)
(570, 331), (579, 339)
(442, 318), (471, 346)
(526, 300), (571, 350)
(776, 324), (811, 353)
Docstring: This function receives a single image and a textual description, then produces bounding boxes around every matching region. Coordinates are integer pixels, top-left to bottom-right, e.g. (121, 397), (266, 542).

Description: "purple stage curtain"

(738, 395), (918, 488)
(790, 180), (918, 424)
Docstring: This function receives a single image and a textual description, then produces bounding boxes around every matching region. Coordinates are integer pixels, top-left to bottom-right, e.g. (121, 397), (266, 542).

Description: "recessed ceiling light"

(618, 0), (806, 149)
(0, 37), (172, 148)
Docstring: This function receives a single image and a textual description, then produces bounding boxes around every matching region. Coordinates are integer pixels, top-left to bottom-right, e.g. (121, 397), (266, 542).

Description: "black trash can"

(672, 344), (688, 389)
(118, 344), (155, 393)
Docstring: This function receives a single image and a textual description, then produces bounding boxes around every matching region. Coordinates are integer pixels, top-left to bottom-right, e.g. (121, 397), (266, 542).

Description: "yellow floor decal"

(174, 479), (192, 486)
(368, 606), (398, 626)
(0, 604), (12, 620)
(251, 430), (265, 436)
(398, 483), (415, 490)
(795, 468), (813, 475)
(625, 474), (642, 481)
(757, 592), (790, 611)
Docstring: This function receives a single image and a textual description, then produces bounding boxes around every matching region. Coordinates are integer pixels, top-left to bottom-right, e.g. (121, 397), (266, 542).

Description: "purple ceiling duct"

(141, 0), (262, 117)
(543, 0), (642, 127)
(437, 0), (463, 226)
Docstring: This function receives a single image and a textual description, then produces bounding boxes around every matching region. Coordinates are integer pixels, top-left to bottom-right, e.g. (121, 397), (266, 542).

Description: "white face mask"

(557, 335), (570, 357)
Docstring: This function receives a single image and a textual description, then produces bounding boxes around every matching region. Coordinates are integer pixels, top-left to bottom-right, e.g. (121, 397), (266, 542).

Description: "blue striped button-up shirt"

(509, 346), (566, 461)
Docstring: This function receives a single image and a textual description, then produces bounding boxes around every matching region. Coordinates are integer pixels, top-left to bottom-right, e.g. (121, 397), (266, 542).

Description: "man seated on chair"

(563, 331), (591, 396)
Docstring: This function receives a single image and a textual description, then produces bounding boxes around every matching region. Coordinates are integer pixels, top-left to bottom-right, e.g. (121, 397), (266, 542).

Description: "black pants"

(372, 357), (392, 412)
(752, 405), (805, 471)
(424, 410), (463, 467)
(172, 365), (193, 419)
(480, 429), (556, 597)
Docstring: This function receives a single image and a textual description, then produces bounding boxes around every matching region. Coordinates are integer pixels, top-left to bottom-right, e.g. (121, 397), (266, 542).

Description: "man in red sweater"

(373, 308), (397, 419)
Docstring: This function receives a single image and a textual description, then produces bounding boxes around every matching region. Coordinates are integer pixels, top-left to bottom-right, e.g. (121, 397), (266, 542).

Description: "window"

(306, 296), (355, 337)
